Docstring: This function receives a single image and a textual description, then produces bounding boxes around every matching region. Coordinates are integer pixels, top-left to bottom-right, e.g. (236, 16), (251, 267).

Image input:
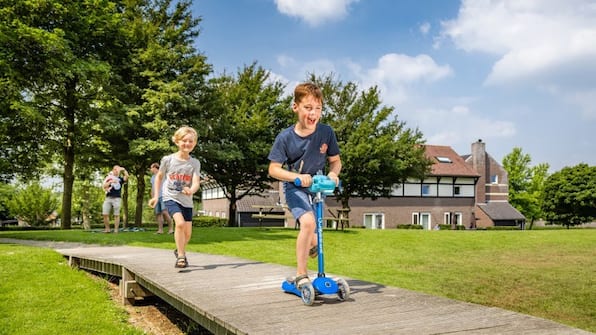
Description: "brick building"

(201, 140), (525, 229)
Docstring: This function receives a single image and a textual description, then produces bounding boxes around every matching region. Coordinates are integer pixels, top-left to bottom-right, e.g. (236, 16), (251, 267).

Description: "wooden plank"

(323, 217), (350, 221)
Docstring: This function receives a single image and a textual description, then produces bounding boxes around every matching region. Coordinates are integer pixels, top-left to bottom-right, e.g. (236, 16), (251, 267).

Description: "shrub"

(6, 182), (59, 226)
(192, 216), (227, 228)
(396, 224), (423, 229)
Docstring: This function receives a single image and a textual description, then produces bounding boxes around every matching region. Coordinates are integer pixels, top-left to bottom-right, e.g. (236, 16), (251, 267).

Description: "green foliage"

(396, 224), (423, 229)
(0, 244), (145, 335)
(309, 74), (432, 208)
(71, 175), (110, 228)
(542, 163), (596, 227)
(0, 182), (15, 220)
(192, 216), (227, 227)
(202, 63), (292, 226)
(6, 182), (59, 226)
(110, 0), (211, 226)
(502, 148), (549, 226)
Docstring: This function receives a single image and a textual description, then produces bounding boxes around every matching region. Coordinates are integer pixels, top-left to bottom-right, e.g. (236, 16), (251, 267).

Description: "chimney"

(471, 139), (487, 203)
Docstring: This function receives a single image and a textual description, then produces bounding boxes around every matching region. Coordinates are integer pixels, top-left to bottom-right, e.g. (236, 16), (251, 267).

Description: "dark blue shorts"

(284, 183), (314, 220)
(164, 200), (193, 222)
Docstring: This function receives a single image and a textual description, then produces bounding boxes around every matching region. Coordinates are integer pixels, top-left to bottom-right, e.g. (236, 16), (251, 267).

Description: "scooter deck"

(282, 276), (340, 297)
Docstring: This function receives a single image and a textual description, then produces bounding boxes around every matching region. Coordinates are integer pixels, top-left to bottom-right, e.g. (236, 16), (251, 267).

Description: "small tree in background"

(6, 183), (60, 226)
(542, 163), (596, 228)
(502, 147), (549, 229)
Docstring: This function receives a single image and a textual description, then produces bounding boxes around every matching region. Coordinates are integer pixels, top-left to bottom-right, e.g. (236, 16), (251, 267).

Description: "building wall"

(326, 197), (476, 229)
(474, 206), (493, 228)
(470, 139), (510, 203)
(485, 156), (509, 202)
(202, 198), (229, 219)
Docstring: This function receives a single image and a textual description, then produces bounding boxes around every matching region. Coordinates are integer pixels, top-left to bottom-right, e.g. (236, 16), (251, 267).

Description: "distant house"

(463, 139), (526, 228)
(201, 140), (525, 229)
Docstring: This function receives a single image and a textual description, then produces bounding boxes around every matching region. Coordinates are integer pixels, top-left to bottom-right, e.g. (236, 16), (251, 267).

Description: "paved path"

(1, 238), (592, 335)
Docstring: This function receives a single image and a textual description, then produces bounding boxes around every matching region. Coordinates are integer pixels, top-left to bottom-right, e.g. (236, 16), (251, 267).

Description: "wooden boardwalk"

(2, 238), (592, 335)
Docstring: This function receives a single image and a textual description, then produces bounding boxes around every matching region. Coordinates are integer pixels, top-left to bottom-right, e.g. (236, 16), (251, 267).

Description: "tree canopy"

(201, 63), (292, 227)
(502, 147), (549, 228)
(0, 0), (211, 227)
(310, 74), (431, 209)
(542, 163), (596, 227)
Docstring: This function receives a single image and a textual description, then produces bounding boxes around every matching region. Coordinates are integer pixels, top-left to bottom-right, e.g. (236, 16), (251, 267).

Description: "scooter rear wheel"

(300, 282), (315, 306)
(337, 278), (350, 301)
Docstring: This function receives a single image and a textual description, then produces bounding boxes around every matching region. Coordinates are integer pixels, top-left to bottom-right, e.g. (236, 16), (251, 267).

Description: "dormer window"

(435, 156), (452, 163)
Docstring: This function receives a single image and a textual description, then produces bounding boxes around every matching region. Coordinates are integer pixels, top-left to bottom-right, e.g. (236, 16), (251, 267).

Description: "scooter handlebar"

(294, 175), (337, 194)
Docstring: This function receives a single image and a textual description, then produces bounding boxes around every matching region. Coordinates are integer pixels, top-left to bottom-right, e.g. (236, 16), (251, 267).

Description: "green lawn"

(0, 243), (145, 335)
(1, 228), (594, 333)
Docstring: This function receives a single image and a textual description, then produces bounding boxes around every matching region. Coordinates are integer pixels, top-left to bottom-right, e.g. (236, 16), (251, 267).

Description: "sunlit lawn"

(0, 243), (145, 335)
(1, 228), (594, 332)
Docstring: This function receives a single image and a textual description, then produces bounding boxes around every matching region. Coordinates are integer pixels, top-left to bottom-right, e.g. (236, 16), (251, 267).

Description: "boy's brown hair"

(294, 83), (323, 104)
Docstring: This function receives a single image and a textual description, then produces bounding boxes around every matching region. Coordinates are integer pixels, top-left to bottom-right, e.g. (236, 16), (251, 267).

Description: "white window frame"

(364, 213), (385, 229)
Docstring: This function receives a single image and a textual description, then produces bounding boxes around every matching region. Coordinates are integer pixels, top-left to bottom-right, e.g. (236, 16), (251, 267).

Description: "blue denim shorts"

(164, 200), (193, 222)
(154, 196), (166, 214)
(284, 183), (314, 220)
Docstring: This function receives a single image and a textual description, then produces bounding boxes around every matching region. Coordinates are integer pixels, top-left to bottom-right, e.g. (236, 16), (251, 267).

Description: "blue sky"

(191, 0), (596, 172)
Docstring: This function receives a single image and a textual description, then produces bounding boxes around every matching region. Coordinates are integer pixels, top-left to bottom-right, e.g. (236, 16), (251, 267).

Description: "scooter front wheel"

(336, 278), (350, 301)
(300, 282), (315, 306)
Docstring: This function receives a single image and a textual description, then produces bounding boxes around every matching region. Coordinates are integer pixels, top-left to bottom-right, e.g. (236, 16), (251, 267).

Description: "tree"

(102, 0), (211, 226)
(0, 182), (15, 220)
(502, 147), (549, 228)
(1, 0), (211, 228)
(6, 182), (60, 226)
(310, 74), (431, 210)
(542, 163), (596, 228)
(201, 63), (292, 227)
(0, 0), (126, 228)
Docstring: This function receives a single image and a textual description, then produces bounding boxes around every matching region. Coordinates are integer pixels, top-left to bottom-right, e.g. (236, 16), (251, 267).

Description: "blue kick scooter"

(282, 175), (350, 305)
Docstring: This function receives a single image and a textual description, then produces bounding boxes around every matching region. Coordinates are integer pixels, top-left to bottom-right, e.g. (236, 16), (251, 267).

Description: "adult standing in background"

(102, 165), (129, 233)
(150, 162), (173, 234)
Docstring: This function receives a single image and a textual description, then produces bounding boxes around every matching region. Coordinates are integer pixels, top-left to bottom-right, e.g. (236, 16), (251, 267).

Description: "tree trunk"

(135, 169), (145, 226)
(228, 194), (238, 227)
(81, 182), (91, 230)
(60, 78), (77, 230)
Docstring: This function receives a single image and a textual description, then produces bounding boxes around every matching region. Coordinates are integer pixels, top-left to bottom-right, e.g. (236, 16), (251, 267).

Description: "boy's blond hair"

(294, 83), (323, 104)
(172, 126), (198, 144)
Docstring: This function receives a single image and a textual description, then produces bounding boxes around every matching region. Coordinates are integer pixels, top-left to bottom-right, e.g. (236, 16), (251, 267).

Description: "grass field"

(0, 228), (594, 333)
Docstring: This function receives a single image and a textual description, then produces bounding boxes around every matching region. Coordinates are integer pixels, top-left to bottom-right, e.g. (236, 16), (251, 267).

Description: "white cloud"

(417, 105), (517, 147)
(359, 53), (452, 105)
(563, 89), (596, 119)
(274, 0), (359, 27)
(419, 22), (431, 35)
(439, 0), (596, 119)
(440, 0), (596, 86)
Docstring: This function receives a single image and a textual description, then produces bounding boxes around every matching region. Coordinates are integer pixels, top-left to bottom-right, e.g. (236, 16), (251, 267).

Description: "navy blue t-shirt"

(268, 123), (340, 176)
(105, 176), (125, 198)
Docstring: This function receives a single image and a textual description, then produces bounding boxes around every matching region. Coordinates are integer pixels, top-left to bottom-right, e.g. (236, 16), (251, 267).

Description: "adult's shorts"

(102, 197), (122, 216)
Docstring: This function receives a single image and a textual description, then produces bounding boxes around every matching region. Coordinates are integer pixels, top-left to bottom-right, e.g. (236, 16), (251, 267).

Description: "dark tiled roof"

(237, 193), (285, 213)
(424, 145), (480, 177)
(478, 202), (526, 221)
